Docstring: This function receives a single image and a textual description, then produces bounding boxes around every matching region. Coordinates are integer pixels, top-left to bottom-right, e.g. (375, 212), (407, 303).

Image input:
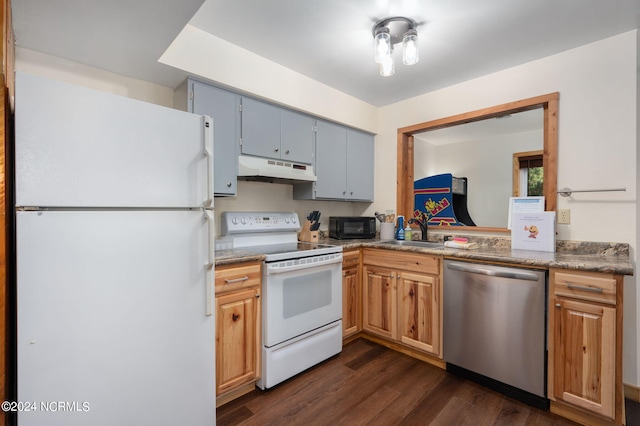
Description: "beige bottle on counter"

(404, 225), (412, 241)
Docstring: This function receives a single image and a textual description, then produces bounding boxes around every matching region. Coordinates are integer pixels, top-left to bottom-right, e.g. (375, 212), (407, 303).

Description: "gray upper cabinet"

(241, 97), (314, 164)
(314, 120), (348, 199)
(241, 97), (281, 160)
(346, 129), (375, 201)
(294, 120), (374, 202)
(176, 79), (240, 196)
(281, 109), (314, 164)
(176, 79), (371, 201)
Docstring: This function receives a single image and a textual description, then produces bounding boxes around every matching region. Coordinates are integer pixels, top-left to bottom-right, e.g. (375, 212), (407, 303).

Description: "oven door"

(263, 253), (342, 347)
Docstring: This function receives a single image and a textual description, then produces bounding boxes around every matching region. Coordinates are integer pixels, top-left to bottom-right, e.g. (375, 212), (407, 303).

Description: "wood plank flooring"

(218, 338), (591, 425)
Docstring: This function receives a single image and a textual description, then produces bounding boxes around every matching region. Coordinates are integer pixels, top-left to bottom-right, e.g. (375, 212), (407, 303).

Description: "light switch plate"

(557, 209), (570, 224)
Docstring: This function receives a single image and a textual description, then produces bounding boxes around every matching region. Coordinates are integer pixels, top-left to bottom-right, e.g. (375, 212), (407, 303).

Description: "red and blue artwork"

(414, 173), (461, 226)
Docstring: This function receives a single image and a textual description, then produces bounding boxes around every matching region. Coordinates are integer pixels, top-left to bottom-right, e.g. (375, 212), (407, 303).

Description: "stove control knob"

(291, 216), (297, 224)
(241, 217), (248, 225)
(284, 217), (290, 223)
(231, 217), (238, 225)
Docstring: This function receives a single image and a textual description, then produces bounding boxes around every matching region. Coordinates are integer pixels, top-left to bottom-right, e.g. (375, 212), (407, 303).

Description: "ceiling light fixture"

(372, 17), (419, 76)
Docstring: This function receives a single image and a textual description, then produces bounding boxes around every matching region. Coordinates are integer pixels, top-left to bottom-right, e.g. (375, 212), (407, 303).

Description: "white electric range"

(221, 211), (343, 389)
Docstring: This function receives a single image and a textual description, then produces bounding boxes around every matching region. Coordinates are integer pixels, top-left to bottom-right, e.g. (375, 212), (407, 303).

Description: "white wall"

(376, 31), (638, 387)
(159, 25), (378, 134)
(16, 48), (175, 107)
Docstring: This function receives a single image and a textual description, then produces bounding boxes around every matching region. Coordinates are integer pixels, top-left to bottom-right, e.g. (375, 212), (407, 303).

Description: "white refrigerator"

(15, 72), (216, 426)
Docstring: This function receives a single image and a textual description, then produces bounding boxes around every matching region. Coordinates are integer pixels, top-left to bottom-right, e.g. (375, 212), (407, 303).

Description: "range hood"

(237, 155), (317, 183)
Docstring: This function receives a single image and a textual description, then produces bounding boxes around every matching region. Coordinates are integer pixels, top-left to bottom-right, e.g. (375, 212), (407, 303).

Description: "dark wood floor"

(217, 338), (640, 425)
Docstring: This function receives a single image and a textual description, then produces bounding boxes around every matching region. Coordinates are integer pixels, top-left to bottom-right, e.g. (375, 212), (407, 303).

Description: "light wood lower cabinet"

(342, 249), (362, 338)
(397, 271), (440, 355)
(214, 261), (262, 406)
(362, 249), (441, 357)
(362, 265), (397, 340)
(548, 268), (624, 424)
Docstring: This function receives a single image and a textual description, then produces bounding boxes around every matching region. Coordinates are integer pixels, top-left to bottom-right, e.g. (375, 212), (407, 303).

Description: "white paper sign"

(508, 196), (545, 229)
(511, 211), (556, 252)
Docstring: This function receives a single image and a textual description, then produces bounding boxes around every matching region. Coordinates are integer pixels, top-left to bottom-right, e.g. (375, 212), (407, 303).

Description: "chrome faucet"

(408, 218), (428, 241)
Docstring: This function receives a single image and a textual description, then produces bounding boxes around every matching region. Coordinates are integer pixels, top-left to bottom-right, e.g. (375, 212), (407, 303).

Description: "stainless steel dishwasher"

(443, 260), (547, 408)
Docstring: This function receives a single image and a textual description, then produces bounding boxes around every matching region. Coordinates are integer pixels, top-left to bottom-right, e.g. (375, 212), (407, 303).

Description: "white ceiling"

(11, 0), (640, 107)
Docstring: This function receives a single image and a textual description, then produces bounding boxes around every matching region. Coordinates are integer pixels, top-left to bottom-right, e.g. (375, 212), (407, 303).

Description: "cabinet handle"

(389, 273), (394, 278)
(555, 303), (561, 308)
(274, 148), (279, 152)
(225, 276), (249, 284)
(232, 313), (240, 322)
(255, 293), (260, 298)
(567, 283), (603, 293)
(226, 182), (232, 187)
(285, 150), (290, 154)
(397, 274), (400, 279)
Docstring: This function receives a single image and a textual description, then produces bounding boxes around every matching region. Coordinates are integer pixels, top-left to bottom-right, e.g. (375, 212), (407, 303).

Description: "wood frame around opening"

(513, 149), (544, 197)
(396, 92), (559, 233)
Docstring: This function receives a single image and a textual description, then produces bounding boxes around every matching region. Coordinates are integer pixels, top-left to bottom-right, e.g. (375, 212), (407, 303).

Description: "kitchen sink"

(381, 240), (445, 249)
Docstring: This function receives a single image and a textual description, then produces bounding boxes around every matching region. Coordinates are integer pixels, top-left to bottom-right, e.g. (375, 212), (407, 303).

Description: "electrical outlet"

(557, 209), (570, 224)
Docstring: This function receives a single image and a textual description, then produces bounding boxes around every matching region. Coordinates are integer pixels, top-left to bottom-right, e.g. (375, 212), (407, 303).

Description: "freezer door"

(15, 72), (213, 208)
(17, 210), (215, 426)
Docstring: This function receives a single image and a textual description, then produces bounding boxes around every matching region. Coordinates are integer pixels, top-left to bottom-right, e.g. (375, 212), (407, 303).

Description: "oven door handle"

(266, 255), (342, 275)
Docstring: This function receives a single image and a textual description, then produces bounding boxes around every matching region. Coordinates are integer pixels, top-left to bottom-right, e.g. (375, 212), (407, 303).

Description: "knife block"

(298, 221), (319, 243)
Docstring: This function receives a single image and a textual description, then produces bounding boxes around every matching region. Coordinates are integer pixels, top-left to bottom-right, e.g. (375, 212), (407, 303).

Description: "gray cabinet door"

(241, 97), (281, 160)
(281, 109), (314, 164)
(192, 81), (239, 196)
(315, 120), (347, 199)
(346, 129), (374, 201)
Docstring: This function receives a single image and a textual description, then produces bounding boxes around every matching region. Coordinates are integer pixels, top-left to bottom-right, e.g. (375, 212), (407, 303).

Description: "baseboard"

(216, 381), (256, 408)
(550, 400), (619, 426)
(359, 332), (446, 369)
(625, 383), (640, 402)
(342, 331), (363, 345)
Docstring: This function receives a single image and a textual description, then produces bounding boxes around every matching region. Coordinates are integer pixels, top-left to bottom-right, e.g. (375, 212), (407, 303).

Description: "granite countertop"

(215, 248), (266, 266)
(215, 237), (634, 276)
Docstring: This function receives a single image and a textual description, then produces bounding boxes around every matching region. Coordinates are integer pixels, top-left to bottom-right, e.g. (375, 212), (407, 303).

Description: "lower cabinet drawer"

(552, 269), (617, 305)
(215, 262), (261, 294)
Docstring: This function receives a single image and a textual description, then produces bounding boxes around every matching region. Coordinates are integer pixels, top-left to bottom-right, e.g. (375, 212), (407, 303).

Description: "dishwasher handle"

(446, 262), (541, 281)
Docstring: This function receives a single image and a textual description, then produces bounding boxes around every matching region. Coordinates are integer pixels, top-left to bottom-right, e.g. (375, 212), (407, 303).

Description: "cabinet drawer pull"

(555, 303), (561, 308)
(225, 275), (249, 284)
(232, 313), (240, 322)
(566, 283), (603, 293)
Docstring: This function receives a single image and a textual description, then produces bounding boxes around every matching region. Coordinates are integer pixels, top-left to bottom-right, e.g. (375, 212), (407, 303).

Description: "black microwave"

(329, 216), (376, 240)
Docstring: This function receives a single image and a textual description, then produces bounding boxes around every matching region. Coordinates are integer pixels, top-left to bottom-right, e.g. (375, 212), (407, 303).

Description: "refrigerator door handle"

(203, 116), (214, 208)
(204, 209), (215, 316)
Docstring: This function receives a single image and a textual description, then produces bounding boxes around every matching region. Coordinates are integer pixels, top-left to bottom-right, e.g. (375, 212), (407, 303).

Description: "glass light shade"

(402, 30), (419, 65)
(374, 28), (391, 64)
(379, 55), (395, 77)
